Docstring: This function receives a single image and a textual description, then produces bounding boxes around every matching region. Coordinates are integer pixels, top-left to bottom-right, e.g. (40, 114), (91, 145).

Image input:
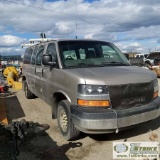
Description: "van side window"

(23, 47), (33, 64)
(36, 45), (44, 66)
(31, 45), (38, 65)
(46, 43), (57, 59)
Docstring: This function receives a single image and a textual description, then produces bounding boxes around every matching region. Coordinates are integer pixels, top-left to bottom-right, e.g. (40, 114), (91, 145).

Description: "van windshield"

(58, 40), (130, 68)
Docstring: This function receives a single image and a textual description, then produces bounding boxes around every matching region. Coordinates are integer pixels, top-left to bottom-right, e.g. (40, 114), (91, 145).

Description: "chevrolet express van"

(22, 39), (160, 140)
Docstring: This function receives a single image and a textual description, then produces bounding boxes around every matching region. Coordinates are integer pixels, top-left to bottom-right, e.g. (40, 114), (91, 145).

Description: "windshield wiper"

(66, 61), (129, 68)
(102, 61), (130, 66)
(78, 62), (95, 66)
(66, 62), (95, 68)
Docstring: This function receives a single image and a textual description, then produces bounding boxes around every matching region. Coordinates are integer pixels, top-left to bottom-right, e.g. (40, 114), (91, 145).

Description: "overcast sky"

(0, 0), (160, 55)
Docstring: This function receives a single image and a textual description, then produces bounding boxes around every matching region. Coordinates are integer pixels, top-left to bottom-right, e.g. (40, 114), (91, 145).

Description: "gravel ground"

(2, 79), (160, 160)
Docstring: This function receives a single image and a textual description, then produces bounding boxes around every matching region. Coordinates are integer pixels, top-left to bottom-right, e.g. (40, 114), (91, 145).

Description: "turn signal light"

(78, 99), (110, 107)
(153, 91), (158, 99)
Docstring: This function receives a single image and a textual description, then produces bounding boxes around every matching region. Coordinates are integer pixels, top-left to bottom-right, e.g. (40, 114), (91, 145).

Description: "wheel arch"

(145, 60), (151, 65)
(52, 90), (71, 119)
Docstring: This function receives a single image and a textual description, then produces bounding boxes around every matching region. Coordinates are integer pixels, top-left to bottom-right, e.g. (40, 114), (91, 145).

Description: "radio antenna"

(75, 0), (77, 39)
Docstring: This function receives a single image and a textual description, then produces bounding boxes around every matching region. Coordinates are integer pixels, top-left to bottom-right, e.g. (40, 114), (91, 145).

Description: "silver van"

(22, 39), (160, 140)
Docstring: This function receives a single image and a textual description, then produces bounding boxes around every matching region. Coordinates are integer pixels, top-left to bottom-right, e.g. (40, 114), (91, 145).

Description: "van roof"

(21, 38), (110, 48)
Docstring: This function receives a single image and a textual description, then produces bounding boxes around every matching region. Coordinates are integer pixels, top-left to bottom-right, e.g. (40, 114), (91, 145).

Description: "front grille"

(108, 82), (154, 109)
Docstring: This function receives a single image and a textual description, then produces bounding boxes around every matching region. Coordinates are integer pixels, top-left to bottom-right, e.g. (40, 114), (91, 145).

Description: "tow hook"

(116, 128), (119, 134)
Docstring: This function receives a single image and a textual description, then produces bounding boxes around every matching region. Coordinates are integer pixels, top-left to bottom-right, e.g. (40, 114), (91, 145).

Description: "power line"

(3, 0), (159, 27)
(3, 0), (77, 18)
(2, 0), (160, 39)
(53, 0), (159, 20)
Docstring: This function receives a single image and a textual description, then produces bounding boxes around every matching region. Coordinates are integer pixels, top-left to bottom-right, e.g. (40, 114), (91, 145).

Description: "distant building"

(1, 55), (22, 67)
(1, 55), (22, 61)
(122, 52), (138, 58)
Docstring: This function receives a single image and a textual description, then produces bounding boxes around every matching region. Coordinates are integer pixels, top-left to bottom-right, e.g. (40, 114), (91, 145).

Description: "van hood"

(66, 66), (156, 110)
(67, 66), (156, 85)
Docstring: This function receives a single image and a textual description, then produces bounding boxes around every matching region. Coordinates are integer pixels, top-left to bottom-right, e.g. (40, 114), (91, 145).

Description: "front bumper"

(70, 97), (160, 134)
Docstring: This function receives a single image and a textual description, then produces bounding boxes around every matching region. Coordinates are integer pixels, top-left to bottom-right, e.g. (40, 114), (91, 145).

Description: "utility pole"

(155, 43), (157, 51)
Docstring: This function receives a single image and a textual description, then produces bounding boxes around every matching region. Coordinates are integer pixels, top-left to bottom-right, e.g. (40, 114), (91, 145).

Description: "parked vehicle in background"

(144, 51), (160, 67)
(129, 57), (145, 66)
(135, 53), (149, 60)
(127, 52), (160, 68)
(123, 53), (145, 66)
(144, 51), (160, 77)
(22, 38), (160, 140)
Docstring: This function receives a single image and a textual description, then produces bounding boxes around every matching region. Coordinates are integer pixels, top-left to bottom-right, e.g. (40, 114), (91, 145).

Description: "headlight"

(77, 84), (110, 107)
(78, 84), (108, 95)
(153, 79), (159, 99)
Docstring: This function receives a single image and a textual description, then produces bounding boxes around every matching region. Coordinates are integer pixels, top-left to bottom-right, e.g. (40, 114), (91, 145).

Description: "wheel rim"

(59, 108), (68, 132)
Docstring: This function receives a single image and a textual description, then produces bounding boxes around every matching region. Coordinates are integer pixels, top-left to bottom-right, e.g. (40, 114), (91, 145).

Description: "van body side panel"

(27, 64), (36, 93)
(53, 69), (85, 105)
(41, 66), (56, 104)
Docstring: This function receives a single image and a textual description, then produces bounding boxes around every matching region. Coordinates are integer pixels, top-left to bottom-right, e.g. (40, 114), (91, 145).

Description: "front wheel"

(57, 100), (80, 140)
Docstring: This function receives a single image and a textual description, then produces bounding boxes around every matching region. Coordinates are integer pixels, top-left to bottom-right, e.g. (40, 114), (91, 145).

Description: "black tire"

(57, 100), (80, 140)
(22, 79), (25, 91)
(24, 81), (35, 99)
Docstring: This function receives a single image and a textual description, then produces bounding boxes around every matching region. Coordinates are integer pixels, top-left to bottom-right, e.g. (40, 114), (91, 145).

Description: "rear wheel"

(22, 79), (25, 91)
(57, 100), (80, 140)
(24, 81), (35, 99)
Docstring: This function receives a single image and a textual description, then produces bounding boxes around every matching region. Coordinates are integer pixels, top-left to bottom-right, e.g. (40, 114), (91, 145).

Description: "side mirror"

(42, 54), (56, 66)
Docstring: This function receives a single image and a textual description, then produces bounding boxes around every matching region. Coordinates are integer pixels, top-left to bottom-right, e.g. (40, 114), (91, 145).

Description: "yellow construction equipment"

(3, 66), (22, 90)
(0, 98), (8, 125)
